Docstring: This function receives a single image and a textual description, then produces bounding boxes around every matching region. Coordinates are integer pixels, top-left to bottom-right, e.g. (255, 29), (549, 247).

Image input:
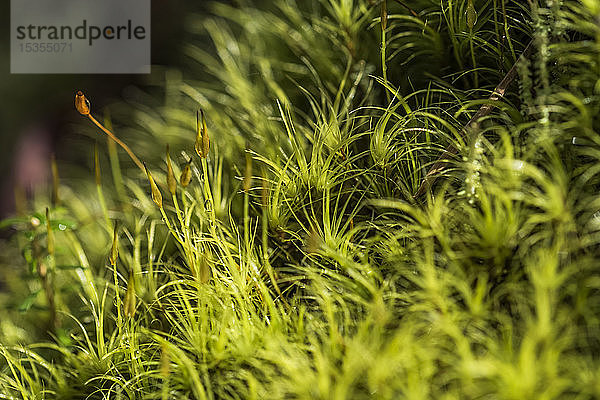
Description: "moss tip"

(75, 91), (91, 115)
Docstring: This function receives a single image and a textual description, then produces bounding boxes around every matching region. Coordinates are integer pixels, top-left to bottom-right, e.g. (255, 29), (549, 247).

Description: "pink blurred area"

(1, 125), (52, 217)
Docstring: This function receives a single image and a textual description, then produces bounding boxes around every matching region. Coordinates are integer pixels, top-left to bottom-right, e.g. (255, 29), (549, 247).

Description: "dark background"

(0, 0), (201, 216)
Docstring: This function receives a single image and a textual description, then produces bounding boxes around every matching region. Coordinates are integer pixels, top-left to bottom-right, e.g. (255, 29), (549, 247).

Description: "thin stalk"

(173, 193), (196, 276)
(172, 194), (185, 235)
(105, 125), (128, 206)
(244, 190), (250, 268)
(381, 0), (390, 104)
(200, 157), (233, 270)
(158, 206), (177, 243)
(87, 114), (144, 172)
(261, 177), (283, 300)
(201, 158), (216, 229)
(502, 0), (516, 60)
(112, 262), (122, 335)
(261, 198), (269, 266)
(447, 0), (465, 70)
(493, 0), (500, 54)
(44, 208), (58, 331)
(469, 31), (478, 87)
(467, 0), (478, 86)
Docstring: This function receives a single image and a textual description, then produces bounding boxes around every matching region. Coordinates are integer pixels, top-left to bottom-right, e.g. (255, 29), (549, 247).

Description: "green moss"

(1, 1), (599, 399)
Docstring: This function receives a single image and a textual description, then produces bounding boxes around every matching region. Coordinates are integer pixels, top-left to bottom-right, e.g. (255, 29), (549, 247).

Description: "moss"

(1, 1), (599, 399)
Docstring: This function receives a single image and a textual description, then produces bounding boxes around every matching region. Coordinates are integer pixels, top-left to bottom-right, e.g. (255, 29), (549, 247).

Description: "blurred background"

(0, 0), (205, 218)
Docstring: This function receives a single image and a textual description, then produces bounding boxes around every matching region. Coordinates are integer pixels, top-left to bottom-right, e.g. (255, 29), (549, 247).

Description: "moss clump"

(1, 1), (599, 399)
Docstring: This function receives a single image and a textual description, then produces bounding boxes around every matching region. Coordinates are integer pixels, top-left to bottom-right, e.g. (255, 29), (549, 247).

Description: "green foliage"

(1, 0), (600, 399)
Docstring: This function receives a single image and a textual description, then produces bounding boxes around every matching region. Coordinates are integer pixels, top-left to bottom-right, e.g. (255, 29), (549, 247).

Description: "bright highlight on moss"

(466, 0), (477, 29)
(180, 158), (192, 187)
(144, 162), (163, 209)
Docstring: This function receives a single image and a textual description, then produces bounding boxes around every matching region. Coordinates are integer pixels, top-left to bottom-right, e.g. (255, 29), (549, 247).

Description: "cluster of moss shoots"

(0, 1), (599, 399)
